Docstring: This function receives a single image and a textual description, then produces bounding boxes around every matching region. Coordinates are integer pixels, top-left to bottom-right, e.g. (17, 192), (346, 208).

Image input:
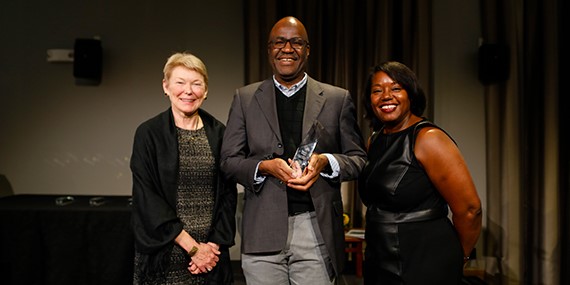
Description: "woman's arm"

(415, 127), (482, 259)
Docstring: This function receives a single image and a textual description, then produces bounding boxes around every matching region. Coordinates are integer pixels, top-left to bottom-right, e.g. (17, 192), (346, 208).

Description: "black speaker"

(73, 38), (102, 85)
(478, 43), (509, 85)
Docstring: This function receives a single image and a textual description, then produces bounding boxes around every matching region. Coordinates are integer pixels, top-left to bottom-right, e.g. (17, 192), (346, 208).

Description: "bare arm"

(414, 128), (482, 259)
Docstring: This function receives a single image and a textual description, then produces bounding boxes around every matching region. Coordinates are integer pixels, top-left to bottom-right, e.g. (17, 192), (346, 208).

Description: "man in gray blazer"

(220, 16), (366, 284)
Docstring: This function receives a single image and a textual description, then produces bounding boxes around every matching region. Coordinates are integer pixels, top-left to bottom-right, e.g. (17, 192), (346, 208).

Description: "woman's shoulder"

(412, 119), (436, 131)
(413, 121), (457, 159)
(413, 119), (455, 144)
(135, 109), (171, 133)
(199, 109), (225, 129)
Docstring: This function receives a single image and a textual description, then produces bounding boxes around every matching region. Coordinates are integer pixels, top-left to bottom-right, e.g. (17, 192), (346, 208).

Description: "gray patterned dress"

(134, 126), (215, 285)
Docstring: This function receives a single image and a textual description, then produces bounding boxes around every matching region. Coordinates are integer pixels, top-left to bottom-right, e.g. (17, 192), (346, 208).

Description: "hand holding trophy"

(290, 121), (321, 178)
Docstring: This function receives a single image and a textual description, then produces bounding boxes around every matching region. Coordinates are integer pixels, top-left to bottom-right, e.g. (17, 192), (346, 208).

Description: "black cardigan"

(130, 108), (237, 284)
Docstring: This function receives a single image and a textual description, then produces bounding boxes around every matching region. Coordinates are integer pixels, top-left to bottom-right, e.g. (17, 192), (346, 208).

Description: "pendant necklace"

(190, 115), (200, 140)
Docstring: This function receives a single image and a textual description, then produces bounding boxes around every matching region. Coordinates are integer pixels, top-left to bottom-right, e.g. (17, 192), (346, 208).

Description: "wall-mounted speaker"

(478, 43), (509, 85)
(73, 38), (102, 85)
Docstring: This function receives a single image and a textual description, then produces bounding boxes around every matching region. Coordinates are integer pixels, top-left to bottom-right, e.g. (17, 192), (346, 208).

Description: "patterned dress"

(134, 126), (215, 285)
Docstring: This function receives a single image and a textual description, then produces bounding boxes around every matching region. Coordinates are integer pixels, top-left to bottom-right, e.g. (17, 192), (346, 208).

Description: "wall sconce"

(46, 49), (74, 63)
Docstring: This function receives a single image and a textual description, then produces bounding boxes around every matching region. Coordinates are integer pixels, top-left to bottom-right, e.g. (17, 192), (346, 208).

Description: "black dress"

(358, 120), (463, 285)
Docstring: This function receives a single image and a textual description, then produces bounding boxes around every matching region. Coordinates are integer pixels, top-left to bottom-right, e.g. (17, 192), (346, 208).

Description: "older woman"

(358, 61), (482, 285)
(130, 52), (236, 285)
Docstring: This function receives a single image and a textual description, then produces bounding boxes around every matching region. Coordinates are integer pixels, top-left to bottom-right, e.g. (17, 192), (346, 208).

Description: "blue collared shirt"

(272, 73), (308, 97)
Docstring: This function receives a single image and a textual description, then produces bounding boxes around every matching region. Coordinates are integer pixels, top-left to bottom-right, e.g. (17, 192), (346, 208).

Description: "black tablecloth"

(0, 194), (134, 285)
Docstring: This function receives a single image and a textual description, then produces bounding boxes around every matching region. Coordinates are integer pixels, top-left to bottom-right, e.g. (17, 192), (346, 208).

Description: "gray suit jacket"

(220, 77), (366, 276)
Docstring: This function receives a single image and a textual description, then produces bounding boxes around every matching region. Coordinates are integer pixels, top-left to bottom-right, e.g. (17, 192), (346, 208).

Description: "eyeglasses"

(268, 37), (309, 50)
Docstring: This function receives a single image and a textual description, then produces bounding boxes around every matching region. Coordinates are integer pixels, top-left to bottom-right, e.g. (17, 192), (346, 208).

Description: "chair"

(0, 174), (14, 198)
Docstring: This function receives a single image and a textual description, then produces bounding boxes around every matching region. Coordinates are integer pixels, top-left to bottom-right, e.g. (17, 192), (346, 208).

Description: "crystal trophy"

(291, 121), (322, 176)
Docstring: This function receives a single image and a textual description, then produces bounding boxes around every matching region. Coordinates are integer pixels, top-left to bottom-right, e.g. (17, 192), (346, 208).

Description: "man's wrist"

(321, 154), (339, 178)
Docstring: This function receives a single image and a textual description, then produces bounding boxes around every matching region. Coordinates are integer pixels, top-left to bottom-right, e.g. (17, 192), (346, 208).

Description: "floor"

(232, 261), (490, 285)
(232, 261), (364, 285)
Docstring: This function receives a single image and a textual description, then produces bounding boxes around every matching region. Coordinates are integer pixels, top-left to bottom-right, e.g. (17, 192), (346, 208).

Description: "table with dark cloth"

(0, 194), (134, 285)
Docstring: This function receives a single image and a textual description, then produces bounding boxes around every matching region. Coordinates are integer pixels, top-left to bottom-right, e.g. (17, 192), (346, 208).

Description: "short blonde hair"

(163, 52), (208, 89)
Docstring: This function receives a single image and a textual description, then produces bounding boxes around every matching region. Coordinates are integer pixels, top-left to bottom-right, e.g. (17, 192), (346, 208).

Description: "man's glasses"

(268, 37), (309, 50)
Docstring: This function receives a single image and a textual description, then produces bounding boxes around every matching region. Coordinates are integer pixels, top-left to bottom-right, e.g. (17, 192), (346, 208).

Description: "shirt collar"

(272, 73), (308, 97)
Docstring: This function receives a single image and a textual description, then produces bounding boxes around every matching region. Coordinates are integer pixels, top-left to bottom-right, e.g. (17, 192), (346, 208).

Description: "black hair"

(363, 61), (427, 131)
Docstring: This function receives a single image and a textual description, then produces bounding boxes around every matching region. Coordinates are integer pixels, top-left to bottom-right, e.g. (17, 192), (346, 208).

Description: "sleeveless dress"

(134, 127), (215, 285)
(358, 120), (463, 285)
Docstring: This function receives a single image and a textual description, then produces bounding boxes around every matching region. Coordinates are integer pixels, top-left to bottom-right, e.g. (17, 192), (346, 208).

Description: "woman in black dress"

(358, 61), (482, 284)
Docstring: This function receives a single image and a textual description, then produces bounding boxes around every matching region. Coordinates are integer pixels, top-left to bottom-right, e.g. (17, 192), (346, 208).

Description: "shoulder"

(135, 108), (172, 135)
(132, 109), (174, 154)
(414, 121), (457, 159)
(238, 80), (271, 95)
(199, 109), (226, 131)
(417, 127), (449, 144)
(414, 121), (455, 145)
(308, 77), (349, 96)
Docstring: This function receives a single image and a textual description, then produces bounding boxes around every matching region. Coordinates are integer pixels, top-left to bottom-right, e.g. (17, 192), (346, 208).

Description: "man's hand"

(286, 154), (329, 191)
(289, 160), (303, 178)
(258, 158), (296, 183)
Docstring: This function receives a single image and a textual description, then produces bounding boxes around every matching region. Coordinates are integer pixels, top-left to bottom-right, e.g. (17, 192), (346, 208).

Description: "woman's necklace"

(189, 115), (201, 140)
(193, 115), (201, 130)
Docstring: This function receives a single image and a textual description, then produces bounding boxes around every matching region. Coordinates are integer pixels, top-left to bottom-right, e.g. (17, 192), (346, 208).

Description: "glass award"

(291, 121), (322, 176)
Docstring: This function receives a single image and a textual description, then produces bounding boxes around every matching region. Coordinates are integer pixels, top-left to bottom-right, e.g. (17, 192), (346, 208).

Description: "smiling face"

(163, 66), (207, 117)
(267, 17), (310, 87)
(369, 71), (414, 131)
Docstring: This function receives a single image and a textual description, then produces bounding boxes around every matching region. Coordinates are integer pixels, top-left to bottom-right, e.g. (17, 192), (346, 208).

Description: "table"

(0, 194), (134, 285)
(344, 235), (364, 278)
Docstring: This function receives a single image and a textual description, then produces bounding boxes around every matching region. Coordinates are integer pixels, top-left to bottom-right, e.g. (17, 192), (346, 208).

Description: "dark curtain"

(243, 0), (431, 227)
(480, 0), (562, 284)
(559, 0), (569, 283)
